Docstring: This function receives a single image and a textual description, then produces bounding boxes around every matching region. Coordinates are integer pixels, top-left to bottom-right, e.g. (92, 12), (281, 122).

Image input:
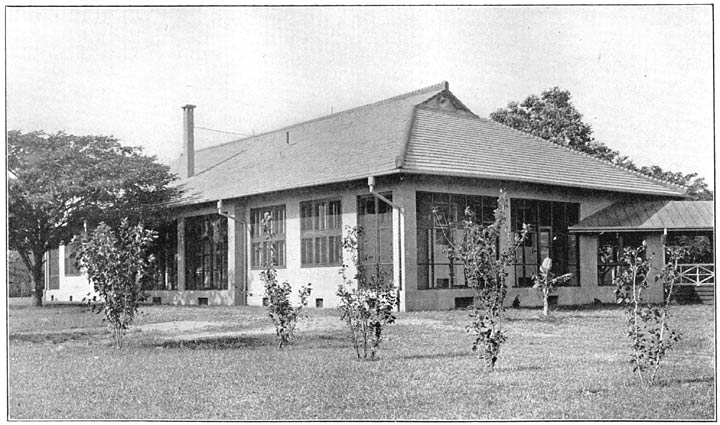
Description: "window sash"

(64, 245), (81, 277)
(47, 249), (60, 290)
(416, 192), (498, 290)
(511, 199), (580, 287)
(250, 205), (287, 269)
(185, 215), (228, 290)
(597, 232), (645, 286)
(151, 221), (178, 291)
(300, 199), (342, 266)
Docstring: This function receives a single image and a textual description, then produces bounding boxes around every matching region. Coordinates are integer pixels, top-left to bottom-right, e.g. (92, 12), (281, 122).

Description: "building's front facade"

(46, 82), (702, 311)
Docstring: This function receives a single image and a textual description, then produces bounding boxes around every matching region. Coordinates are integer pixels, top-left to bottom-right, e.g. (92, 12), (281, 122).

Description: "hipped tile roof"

(169, 81), (686, 206)
(570, 200), (713, 232)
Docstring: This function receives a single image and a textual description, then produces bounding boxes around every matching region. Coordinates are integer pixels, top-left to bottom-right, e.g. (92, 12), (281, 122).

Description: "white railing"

(676, 263), (715, 285)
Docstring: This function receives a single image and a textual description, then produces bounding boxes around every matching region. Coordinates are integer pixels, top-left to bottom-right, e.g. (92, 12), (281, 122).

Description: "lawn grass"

(7, 298), (715, 420)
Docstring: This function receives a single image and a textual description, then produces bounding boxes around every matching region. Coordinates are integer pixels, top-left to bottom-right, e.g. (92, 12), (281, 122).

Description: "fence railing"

(676, 263), (714, 285)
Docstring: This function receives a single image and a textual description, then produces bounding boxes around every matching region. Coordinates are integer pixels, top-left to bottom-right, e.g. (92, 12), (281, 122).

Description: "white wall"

(44, 245), (95, 303)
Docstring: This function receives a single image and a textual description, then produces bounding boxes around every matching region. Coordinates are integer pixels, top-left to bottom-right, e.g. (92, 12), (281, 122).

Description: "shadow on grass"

(291, 333), (355, 350)
(401, 351), (473, 361)
(150, 335), (274, 350)
(503, 365), (543, 372)
(505, 315), (564, 324)
(660, 375), (715, 386)
(9, 298), (91, 310)
(9, 330), (105, 344)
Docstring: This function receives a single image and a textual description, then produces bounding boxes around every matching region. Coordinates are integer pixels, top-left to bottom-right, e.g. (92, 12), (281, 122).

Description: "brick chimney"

(182, 104), (196, 178)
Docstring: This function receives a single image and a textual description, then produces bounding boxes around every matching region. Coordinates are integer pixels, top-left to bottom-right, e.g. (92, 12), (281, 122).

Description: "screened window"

(416, 192), (498, 290)
(185, 215), (228, 290)
(511, 199), (580, 287)
(47, 248), (60, 290)
(149, 220), (178, 290)
(357, 193), (394, 286)
(64, 244), (81, 276)
(301, 199), (342, 266)
(250, 205), (286, 269)
(665, 231), (713, 264)
(598, 232), (646, 286)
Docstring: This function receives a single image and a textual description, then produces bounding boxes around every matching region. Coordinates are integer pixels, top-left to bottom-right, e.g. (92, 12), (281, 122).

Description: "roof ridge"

(190, 81), (450, 156)
(471, 114), (688, 193)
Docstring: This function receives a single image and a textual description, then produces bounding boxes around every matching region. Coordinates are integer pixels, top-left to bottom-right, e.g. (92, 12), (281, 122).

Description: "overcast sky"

(7, 5), (715, 185)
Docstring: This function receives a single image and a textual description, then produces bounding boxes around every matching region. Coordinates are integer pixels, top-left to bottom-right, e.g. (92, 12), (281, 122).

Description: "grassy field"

(7, 298), (715, 420)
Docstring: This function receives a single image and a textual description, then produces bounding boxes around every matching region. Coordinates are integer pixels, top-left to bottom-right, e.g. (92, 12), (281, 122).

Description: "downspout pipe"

(367, 176), (404, 213)
(368, 176), (404, 310)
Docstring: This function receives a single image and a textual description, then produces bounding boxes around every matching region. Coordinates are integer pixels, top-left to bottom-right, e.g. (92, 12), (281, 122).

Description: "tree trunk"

(31, 261), (44, 307)
(18, 250), (45, 307)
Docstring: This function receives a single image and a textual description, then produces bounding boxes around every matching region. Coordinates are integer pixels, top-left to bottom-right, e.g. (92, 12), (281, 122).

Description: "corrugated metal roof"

(403, 107), (686, 197)
(570, 201), (714, 232)
(169, 82), (687, 206)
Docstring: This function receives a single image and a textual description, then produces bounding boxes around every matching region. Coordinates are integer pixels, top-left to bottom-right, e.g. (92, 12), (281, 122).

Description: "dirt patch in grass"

(136, 320), (233, 334)
(393, 317), (458, 331)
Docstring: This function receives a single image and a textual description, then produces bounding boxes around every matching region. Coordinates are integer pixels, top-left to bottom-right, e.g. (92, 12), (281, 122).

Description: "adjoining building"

(570, 200), (714, 304)
(44, 82), (712, 310)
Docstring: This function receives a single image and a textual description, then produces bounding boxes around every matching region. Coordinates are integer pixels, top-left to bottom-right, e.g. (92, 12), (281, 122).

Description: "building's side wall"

(243, 179), (402, 309)
(399, 175), (638, 311)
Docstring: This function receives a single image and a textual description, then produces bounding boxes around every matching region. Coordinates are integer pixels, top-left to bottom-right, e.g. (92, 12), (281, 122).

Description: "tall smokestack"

(182, 104), (196, 178)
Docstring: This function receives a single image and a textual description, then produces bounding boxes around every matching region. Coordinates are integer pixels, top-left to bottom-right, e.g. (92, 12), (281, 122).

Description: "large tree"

(8, 130), (178, 306)
(490, 87), (713, 200)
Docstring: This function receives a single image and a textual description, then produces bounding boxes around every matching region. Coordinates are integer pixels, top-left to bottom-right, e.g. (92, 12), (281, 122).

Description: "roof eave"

(398, 169), (687, 198)
(569, 226), (713, 233)
(167, 168), (404, 208)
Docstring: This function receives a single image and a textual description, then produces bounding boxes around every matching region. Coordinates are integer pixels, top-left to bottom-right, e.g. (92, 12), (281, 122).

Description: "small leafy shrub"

(613, 244), (681, 384)
(259, 212), (311, 348)
(435, 191), (527, 369)
(74, 219), (156, 348)
(337, 226), (397, 360)
(532, 257), (573, 317)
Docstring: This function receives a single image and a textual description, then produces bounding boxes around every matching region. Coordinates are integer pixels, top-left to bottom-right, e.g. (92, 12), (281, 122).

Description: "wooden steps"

(673, 285), (714, 305)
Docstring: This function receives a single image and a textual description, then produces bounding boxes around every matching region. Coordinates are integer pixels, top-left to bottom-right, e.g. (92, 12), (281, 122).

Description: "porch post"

(227, 203), (248, 306)
(579, 234), (599, 289)
(177, 217), (186, 292)
(393, 184), (414, 312)
(645, 233), (664, 304)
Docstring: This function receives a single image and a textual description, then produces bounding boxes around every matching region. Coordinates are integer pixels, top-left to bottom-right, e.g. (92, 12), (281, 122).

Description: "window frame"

(185, 214), (229, 291)
(597, 232), (646, 286)
(357, 192), (394, 287)
(300, 199), (343, 268)
(250, 204), (287, 270)
(47, 248), (60, 290)
(63, 244), (82, 277)
(416, 191), (499, 290)
(149, 220), (178, 291)
(511, 199), (581, 288)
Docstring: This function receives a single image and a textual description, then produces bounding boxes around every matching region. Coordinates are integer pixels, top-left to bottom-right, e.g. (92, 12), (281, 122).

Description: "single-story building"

(44, 81), (712, 310)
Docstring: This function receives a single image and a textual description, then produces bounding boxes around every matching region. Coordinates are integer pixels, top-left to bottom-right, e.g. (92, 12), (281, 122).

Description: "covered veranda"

(570, 200), (714, 304)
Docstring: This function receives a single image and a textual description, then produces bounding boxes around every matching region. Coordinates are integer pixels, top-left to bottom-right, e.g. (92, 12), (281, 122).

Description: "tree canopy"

(490, 87), (712, 200)
(8, 130), (179, 306)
